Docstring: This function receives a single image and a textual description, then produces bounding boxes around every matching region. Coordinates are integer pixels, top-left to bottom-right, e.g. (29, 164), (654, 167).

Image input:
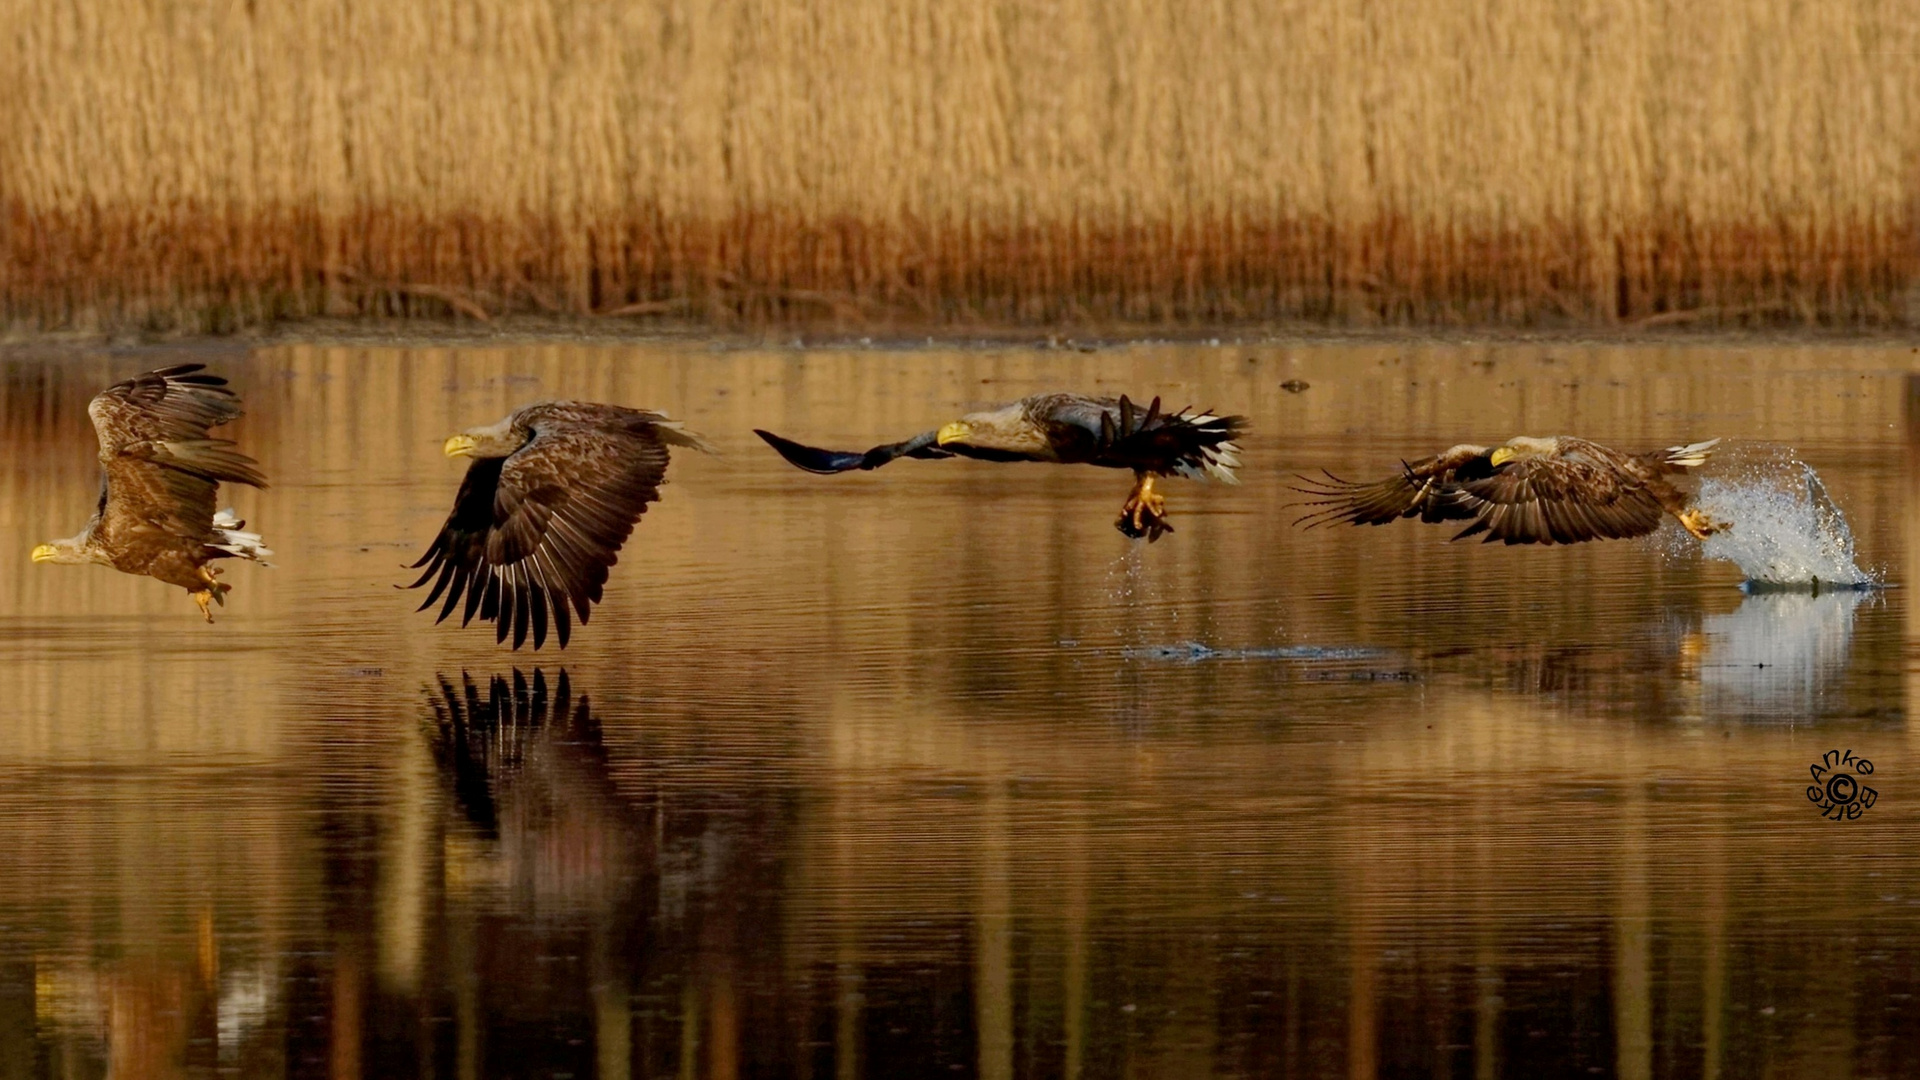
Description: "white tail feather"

(209, 508), (274, 565)
(1171, 443), (1242, 484)
(1663, 438), (1721, 468)
(1169, 411), (1242, 484)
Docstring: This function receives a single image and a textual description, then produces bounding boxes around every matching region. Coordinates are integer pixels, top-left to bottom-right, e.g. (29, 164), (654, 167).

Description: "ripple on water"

(1117, 641), (1392, 663)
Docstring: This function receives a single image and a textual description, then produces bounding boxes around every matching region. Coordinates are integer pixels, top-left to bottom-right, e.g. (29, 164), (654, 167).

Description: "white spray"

(1674, 448), (1874, 587)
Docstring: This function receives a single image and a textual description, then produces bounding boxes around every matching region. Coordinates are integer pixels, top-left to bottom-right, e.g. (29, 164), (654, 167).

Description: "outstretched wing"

(88, 365), (267, 541)
(408, 418), (679, 650)
(1290, 444), (1490, 528)
(1449, 457), (1666, 544)
(1291, 467), (1478, 527)
(753, 428), (952, 473)
(90, 364), (245, 448)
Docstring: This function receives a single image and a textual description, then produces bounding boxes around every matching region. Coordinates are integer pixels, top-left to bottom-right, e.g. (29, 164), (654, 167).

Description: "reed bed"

(1, 0), (1915, 331)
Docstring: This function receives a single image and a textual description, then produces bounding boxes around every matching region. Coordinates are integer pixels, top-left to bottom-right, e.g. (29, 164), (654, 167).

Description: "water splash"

(1679, 449), (1875, 587)
(1106, 543), (1153, 606)
(1105, 543), (1192, 644)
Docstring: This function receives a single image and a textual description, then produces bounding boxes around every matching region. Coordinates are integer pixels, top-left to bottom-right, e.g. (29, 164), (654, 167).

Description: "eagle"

(31, 364), (270, 621)
(406, 402), (714, 650)
(1293, 436), (1727, 544)
(754, 393), (1244, 540)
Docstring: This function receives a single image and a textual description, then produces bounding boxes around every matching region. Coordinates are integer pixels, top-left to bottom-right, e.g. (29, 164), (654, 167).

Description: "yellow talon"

(191, 566), (231, 622)
(1116, 475), (1173, 541)
(1677, 507), (1729, 540)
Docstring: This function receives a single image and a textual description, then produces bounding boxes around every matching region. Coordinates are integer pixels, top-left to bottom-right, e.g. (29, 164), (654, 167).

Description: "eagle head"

(444, 414), (523, 459)
(1489, 436), (1557, 468)
(936, 403), (1049, 455)
(31, 538), (93, 565)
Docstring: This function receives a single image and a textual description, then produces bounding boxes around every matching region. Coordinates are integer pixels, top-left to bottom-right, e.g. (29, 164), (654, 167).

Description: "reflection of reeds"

(1, 0), (1914, 331)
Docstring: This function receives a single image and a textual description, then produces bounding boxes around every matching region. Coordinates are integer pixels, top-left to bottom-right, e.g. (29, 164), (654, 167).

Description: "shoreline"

(3, 317), (1917, 358)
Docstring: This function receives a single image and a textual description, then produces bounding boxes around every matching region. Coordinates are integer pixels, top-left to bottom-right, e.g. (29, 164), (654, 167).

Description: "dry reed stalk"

(0, 0), (1914, 332)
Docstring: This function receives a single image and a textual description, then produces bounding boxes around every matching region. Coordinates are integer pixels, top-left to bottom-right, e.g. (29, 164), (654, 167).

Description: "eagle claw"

(1677, 507), (1730, 540)
(193, 569), (230, 623)
(1117, 481), (1173, 542)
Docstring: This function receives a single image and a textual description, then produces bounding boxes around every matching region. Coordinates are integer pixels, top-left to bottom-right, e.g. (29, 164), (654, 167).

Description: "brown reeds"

(1, 0), (1916, 332)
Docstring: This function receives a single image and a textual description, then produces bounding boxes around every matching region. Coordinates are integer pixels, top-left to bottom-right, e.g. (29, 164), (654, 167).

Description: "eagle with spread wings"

(31, 364), (270, 621)
(1293, 435), (1727, 544)
(754, 392), (1244, 541)
(406, 402), (714, 650)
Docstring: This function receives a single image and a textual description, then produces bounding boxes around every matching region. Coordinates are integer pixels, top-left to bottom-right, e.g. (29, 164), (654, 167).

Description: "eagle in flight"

(1294, 436), (1727, 544)
(755, 392), (1244, 541)
(32, 364), (270, 621)
(407, 401), (714, 650)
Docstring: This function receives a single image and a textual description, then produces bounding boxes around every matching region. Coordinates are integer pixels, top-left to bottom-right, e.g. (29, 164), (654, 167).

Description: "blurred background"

(0, 0), (1915, 332)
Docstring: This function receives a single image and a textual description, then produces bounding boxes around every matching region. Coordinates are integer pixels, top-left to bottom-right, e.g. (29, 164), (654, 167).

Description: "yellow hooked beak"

(443, 434), (478, 458)
(936, 421), (971, 446)
(1488, 446), (1516, 467)
(30, 544), (57, 563)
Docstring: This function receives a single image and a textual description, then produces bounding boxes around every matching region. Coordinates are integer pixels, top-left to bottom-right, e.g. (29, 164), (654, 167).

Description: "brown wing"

(1291, 445), (1489, 527)
(89, 365), (244, 449)
(1450, 455), (1666, 544)
(408, 418), (674, 650)
(88, 365), (266, 544)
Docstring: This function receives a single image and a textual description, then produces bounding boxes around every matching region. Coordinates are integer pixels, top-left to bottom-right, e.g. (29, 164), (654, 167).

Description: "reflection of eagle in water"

(755, 393), (1244, 541)
(31, 365), (270, 621)
(423, 669), (601, 837)
(408, 402), (715, 650)
(1294, 436), (1727, 544)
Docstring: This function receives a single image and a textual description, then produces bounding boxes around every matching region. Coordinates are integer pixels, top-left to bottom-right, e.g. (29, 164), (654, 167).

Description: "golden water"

(0, 339), (1913, 1077)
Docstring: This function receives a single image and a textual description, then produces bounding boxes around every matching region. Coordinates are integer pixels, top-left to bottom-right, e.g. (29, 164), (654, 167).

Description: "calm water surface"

(0, 340), (1916, 1078)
